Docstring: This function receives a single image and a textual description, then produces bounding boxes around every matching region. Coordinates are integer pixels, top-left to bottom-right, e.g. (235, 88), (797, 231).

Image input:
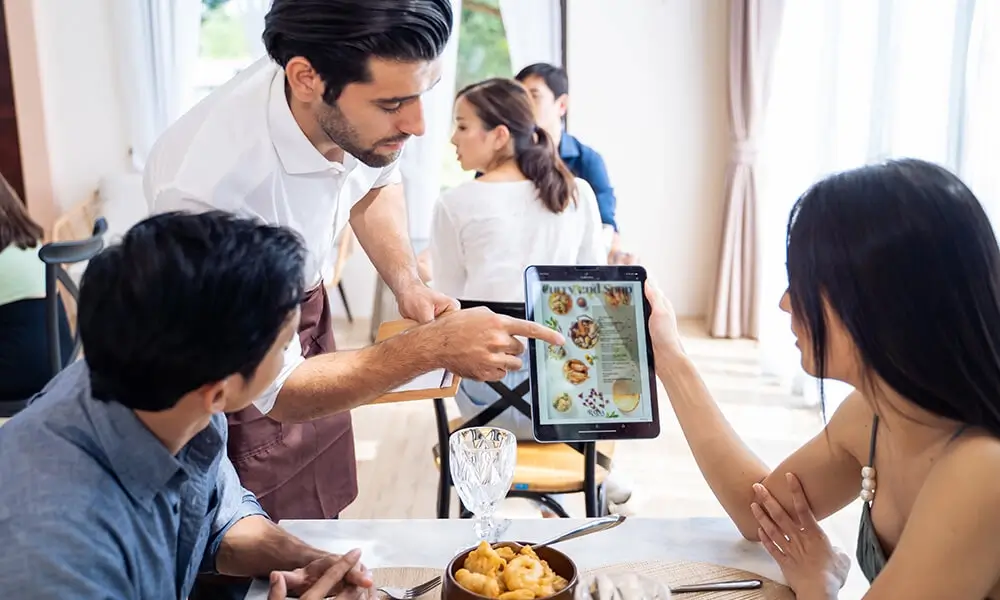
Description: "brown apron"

(226, 282), (358, 521)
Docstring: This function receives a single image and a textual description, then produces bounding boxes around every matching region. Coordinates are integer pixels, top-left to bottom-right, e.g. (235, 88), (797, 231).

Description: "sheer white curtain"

(961, 0), (1000, 222)
(756, 0), (997, 414)
(112, 0), (202, 170)
(498, 0), (563, 70)
(235, 0), (272, 61)
(401, 0), (463, 242)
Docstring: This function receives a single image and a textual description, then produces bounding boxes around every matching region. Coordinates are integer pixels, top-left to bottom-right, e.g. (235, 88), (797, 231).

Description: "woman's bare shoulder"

(825, 390), (877, 460)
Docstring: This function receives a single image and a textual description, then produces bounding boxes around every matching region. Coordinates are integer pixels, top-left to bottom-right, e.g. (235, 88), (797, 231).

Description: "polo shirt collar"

(267, 68), (357, 176)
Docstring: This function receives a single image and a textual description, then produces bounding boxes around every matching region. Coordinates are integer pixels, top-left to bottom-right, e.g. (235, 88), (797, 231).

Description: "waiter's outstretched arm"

(268, 309), (564, 422)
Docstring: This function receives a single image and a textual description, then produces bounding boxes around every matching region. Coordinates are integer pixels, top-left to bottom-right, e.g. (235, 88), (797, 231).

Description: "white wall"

(567, 0), (730, 318)
(7, 0), (131, 229)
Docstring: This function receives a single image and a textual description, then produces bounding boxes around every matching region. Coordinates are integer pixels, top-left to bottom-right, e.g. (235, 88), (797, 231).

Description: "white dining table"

(246, 517), (795, 599)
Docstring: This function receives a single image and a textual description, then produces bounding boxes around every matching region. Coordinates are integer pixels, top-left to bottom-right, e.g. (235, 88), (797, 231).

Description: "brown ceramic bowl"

(443, 541), (578, 600)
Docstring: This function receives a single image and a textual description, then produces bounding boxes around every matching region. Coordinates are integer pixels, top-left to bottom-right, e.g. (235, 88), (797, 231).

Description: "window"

(191, 0), (564, 194)
(755, 0), (1000, 413)
(191, 0), (262, 110)
(440, 0), (515, 188)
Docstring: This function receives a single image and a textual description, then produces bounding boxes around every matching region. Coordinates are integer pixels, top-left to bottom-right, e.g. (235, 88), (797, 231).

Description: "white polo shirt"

(143, 57), (402, 414)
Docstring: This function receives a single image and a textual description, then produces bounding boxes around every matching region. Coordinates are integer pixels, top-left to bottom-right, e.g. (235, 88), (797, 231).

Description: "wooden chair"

(431, 300), (614, 519)
(328, 225), (355, 323)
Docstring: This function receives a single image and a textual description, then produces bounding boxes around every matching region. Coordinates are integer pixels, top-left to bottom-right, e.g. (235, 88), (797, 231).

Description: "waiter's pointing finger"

(505, 318), (565, 346)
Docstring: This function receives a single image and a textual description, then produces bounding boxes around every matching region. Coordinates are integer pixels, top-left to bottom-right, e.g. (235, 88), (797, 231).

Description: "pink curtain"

(709, 0), (785, 339)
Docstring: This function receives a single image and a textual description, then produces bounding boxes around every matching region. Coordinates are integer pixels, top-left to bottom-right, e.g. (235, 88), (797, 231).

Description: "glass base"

(469, 515), (513, 546)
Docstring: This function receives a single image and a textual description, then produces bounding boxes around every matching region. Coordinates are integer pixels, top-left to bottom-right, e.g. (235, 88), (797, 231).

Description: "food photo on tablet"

(524, 266), (660, 442)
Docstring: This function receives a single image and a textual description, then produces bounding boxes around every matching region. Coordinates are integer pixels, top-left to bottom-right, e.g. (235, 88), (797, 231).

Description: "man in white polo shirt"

(144, 0), (563, 538)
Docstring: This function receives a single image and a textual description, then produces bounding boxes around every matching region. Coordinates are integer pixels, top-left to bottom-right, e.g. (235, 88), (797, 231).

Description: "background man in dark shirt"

(515, 63), (636, 265)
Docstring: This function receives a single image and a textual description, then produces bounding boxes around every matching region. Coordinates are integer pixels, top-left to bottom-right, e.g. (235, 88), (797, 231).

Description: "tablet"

(524, 265), (660, 442)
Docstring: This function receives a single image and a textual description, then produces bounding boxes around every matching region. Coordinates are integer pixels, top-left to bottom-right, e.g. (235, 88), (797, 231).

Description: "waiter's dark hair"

(263, 0), (454, 104)
(78, 211), (306, 412)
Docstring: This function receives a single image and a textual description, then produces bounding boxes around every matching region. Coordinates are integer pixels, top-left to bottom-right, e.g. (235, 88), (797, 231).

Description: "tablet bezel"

(524, 265), (660, 443)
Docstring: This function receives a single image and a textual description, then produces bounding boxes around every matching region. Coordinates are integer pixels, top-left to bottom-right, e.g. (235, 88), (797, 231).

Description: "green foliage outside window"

(200, 0), (246, 59)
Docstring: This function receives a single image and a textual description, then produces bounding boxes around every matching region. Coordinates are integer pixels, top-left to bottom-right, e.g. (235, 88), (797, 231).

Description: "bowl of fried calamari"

(444, 540), (577, 600)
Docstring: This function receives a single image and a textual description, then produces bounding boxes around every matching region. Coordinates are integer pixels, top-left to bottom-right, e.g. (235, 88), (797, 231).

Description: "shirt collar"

(267, 68), (357, 176)
(559, 131), (582, 160)
(82, 365), (224, 507)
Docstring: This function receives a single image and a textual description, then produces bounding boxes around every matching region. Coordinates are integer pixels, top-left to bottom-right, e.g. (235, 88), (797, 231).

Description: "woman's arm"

(647, 283), (865, 539)
(862, 436), (1000, 599)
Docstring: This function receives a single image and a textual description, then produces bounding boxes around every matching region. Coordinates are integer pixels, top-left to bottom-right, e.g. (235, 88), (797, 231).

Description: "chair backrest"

(458, 299), (526, 320)
(37, 218), (108, 376)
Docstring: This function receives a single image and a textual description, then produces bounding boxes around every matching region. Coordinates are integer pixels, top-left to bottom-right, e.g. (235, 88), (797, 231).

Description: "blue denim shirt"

(559, 132), (618, 231)
(0, 361), (266, 599)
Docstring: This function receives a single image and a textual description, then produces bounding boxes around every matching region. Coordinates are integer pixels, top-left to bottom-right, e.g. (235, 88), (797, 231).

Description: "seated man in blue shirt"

(515, 63), (636, 265)
(0, 212), (373, 599)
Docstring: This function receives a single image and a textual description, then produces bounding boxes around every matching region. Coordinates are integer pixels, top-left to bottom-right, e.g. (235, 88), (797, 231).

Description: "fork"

(377, 575), (443, 600)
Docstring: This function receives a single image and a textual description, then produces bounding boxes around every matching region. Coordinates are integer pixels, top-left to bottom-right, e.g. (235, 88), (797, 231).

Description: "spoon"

(495, 514), (627, 552)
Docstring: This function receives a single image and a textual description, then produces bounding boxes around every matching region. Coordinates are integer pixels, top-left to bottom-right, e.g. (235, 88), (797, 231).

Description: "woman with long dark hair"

(0, 177), (71, 408)
(428, 77), (606, 437)
(648, 158), (1000, 598)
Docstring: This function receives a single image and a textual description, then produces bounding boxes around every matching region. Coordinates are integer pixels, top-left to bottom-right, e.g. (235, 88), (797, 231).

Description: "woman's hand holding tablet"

(524, 265), (661, 442)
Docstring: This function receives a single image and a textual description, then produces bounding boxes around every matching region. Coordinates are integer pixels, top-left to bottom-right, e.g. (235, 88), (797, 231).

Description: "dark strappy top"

(856, 416), (886, 583)
(856, 416), (968, 583)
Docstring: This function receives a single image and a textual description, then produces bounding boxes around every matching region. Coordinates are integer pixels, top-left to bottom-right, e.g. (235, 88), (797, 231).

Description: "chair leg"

(338, 281), (353, 323)
(437, 468), (451, 519)
(434, 397), (454, 518)
(584, 443), (599, 517)
(535, 494), (571, 518)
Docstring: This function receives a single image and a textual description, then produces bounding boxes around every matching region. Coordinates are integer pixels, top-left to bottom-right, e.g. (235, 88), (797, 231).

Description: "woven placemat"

(370, 560), (791, 600)
(587, 561), (793, 599)
(372, 567), (444, 600)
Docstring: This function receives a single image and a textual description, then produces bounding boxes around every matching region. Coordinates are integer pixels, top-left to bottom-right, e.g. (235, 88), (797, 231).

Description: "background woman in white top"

(429, 77), (606, 438)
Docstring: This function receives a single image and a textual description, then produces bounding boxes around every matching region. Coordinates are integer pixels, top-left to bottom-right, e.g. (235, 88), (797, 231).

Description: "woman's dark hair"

(263, 0), (453, 104)
(786, 158), (1000, 434)
(0, 174), (43, 251)
(457, 78), (577, 214)
(78, 211), (306, 412)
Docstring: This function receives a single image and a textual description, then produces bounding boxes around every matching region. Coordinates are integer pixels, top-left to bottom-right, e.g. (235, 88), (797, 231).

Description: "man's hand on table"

(268, 549), (374, 600)
(395, 281), (459, 323)
(426, 307), (565, 382)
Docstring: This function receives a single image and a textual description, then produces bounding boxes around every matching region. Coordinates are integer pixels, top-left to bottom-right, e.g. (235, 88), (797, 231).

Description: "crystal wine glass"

(449, 427), (517, 543)
(575, 573), (672, 600)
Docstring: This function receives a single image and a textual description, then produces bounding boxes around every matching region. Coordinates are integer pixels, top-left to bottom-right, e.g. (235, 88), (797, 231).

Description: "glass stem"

(474, 513), (497, 542)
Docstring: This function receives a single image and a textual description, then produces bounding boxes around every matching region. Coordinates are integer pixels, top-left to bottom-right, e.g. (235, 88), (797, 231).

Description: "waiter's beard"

(318, 103), (409, 168)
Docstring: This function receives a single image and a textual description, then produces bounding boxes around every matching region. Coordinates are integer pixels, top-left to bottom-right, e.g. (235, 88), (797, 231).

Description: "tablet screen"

(529, 279), (655, 426)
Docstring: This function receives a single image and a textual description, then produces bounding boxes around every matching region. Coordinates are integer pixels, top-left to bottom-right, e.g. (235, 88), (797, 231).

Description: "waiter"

(144, 0), (562, 530)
